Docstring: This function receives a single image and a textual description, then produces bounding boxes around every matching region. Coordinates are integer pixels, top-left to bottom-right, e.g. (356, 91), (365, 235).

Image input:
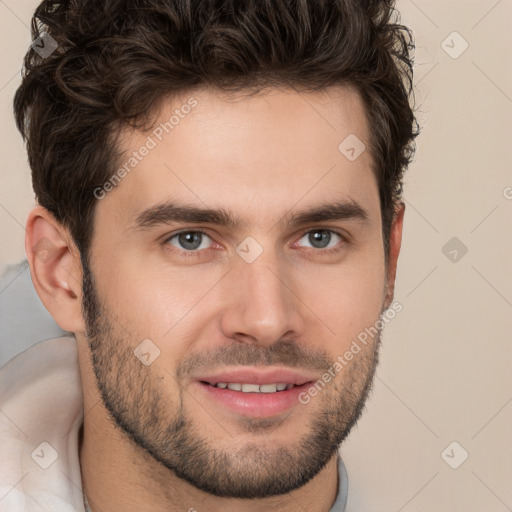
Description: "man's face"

(81, 86), (390, 498)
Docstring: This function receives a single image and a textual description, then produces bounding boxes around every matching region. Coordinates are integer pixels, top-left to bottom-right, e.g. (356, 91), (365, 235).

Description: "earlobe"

(384, 202), (405, 309)
(25, 206), (85, 333)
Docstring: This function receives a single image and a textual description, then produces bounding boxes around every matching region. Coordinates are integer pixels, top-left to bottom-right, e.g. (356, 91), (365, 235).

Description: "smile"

(193, 367), (316, 418)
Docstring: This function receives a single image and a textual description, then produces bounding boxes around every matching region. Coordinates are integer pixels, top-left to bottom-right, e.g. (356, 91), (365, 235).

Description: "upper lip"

(195, 367), (317, 386)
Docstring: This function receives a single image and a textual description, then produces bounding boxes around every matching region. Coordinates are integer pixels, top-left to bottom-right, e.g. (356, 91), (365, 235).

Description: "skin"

(25, 85), (404, 512)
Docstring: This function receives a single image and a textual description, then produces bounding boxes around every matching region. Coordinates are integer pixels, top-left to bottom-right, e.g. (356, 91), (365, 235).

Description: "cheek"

(298, 253), (386, 348)
(91, 249), (224, 342)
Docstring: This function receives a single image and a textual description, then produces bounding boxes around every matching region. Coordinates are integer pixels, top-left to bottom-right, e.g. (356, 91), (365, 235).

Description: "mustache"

(176, 339), (333, 380)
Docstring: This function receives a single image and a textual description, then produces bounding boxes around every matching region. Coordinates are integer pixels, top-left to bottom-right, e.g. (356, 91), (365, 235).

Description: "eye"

(295, 229), (344, 250)
(165, 230), (213, 251)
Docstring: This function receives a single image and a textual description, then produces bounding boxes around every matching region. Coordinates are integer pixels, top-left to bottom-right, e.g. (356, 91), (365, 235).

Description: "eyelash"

(163, 228), (348, 258)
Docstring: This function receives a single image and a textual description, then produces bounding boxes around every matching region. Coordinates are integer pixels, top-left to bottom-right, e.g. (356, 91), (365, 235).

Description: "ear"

(25, 206), (85, 333)
(383, 202), (405, 309)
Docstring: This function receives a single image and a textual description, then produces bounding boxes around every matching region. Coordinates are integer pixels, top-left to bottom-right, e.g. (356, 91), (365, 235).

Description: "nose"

(219, 247), (306, 347)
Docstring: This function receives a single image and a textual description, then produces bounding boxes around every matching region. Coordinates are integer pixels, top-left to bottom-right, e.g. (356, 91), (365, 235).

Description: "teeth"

(214, 382), (294, 393)
(241, 383), (260, 393)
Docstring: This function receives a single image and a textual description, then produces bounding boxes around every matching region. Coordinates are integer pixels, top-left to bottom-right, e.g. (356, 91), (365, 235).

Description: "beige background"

(0, 1), (511, 510)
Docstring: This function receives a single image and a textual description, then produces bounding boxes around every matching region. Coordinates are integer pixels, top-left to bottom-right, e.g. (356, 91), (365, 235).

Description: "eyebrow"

(129, 198), (370, 232)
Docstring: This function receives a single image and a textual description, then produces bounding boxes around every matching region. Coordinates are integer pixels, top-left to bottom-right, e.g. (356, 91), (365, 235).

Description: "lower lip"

(195, 382), (311, 418)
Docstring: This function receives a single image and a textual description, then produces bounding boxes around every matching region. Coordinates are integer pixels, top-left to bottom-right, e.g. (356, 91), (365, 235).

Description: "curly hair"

(14, 0), (418, 260)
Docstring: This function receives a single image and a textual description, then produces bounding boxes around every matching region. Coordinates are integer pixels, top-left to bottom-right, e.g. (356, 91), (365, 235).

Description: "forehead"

(100, 85), (379, 228)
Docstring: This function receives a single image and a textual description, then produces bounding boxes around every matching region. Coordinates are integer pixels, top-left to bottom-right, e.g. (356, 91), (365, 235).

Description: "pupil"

(309, 230), (330, 248)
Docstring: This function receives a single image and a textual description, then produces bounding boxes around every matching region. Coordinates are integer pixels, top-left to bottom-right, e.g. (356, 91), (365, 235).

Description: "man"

(1, 0), (418, 510)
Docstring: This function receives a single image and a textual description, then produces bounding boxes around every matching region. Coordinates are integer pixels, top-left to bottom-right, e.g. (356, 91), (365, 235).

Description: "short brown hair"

(14, 0), (418, 260)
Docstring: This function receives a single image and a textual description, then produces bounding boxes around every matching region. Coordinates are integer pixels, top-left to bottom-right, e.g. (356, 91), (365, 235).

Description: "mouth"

(193, 368), (316, 418)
